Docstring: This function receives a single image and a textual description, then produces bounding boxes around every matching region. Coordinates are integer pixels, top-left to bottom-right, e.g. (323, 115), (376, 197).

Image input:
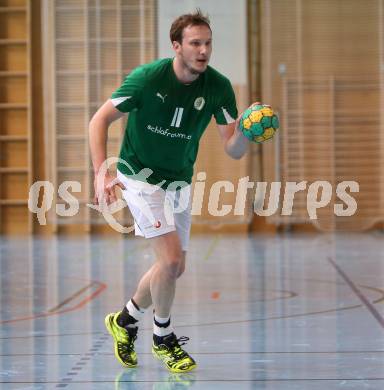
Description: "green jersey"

(111, 58), (238, 187)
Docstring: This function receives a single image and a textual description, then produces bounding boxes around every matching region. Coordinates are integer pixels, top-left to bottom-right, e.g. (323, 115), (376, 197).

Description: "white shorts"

(117, 170), (192, 251)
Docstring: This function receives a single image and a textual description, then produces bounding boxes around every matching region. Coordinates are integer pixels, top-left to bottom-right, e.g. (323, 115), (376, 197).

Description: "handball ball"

(240, 103), (279, 143)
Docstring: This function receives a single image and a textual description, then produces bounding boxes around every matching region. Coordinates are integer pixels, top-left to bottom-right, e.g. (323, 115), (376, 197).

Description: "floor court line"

(1, 279), (383, 339)
(328, 256), (384, 329)
(0, 280), (107, 325)
(0, 291), (379, 339)
(48, 282), (97, 312)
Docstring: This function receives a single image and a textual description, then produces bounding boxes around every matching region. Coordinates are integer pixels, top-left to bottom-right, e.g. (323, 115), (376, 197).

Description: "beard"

(180, 55), (207, 75)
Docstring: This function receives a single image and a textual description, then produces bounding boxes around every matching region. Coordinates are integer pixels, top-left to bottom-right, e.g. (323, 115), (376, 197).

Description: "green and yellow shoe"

(105, 312), (138, 367)
(152, 334), (196, 373)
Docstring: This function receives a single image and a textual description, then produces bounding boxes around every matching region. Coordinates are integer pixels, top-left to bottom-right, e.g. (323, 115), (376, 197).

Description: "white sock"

(126, 299), (145, 323)
(153, 314), (174, 337)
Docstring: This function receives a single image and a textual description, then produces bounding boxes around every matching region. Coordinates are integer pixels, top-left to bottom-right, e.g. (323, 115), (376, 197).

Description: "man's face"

(173, 24), (212, 75)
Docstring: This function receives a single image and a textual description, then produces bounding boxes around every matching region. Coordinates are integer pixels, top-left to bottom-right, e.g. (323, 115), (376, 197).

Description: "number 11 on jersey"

(171, 107), (184, 128)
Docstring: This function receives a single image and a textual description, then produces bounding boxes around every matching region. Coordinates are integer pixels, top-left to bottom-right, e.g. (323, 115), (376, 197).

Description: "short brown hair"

(170, 9), (211, 44)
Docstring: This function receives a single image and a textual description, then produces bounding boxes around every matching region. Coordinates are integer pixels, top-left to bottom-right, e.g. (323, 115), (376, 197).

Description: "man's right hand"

(93, 171), (126, 207)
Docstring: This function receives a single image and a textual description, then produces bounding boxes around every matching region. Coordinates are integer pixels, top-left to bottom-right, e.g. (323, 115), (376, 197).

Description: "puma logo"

(156, 92), (167, 103)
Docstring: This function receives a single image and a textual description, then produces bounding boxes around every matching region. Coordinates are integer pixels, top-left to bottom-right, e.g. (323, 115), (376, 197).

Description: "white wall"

(157, 0), (247, 85)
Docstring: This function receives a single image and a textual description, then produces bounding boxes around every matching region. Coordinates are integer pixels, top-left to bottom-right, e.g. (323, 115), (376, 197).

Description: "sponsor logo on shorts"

(154, 220), (162, 229)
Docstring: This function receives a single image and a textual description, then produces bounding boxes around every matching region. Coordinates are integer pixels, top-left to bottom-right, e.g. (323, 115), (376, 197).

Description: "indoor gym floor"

(0, 232), (384, 389)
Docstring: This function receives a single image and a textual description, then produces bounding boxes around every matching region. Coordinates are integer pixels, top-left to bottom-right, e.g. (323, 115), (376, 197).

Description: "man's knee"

(152, 232), (185, 279)
(162, 250), (185, 279)
(162, 250), (183, 278)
